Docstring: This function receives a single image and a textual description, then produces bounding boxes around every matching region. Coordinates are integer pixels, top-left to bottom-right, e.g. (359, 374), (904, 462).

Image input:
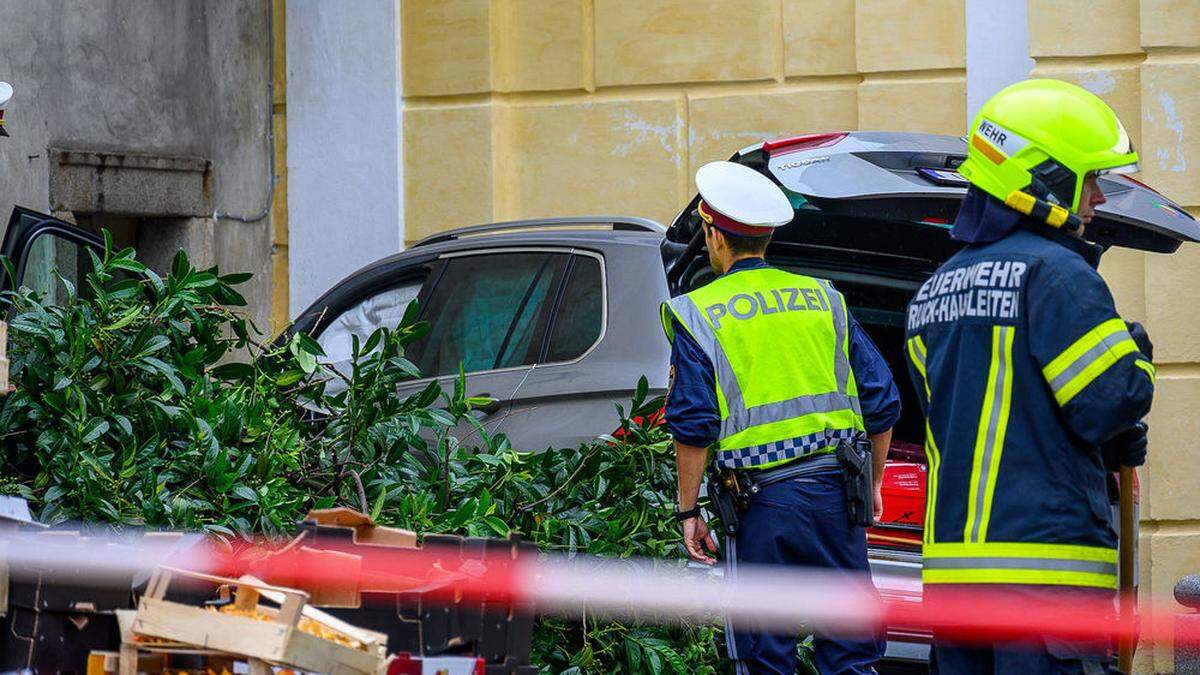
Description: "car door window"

(317, 279), (425, 365)
(410, 252), (567, 378)
(495, 256), (565, 369)
(544, 255), (604, 363)
(20, 232), (93, 306)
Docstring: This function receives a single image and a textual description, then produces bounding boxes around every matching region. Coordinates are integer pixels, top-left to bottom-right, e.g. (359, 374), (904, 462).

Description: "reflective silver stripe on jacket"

(817, 279), (863, 419)
(923, 556), (1117, 576)
(968, 326), (1012, 543)
(668, 291), (861, 442)
(1048, 329), (1133, 394)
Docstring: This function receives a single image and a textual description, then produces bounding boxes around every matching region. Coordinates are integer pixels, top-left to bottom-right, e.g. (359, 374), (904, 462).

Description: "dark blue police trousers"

(726, 471), (884, 674)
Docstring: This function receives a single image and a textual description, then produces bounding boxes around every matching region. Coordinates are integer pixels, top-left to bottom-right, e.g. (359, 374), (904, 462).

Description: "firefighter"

(905, 78), (1154, 673)
(663, 160), (900, 674)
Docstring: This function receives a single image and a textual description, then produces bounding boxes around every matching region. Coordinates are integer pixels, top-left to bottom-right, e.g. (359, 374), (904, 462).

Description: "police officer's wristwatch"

(674, 506), (703, 522)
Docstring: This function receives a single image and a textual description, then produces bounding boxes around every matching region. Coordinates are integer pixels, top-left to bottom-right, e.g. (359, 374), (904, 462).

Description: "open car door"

(1, 206), (105, 301)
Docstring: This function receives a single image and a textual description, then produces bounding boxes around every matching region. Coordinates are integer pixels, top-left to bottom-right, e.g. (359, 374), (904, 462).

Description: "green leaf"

(232, 485), (258, 502)
(105, 305), (144, 331)
(219, 271), (253, 285)
(646, 646), (663, 675)
(211, 362), (255, 382)
(370, 489), (387, 521)
(0, 255), (16, 288)
(109, 257), (147, 274)
(143, 267), (165, 295)
(483, 515), (509, 536)
(626, 639), (643, 672)
(171, 249), (191, 280)
(275, 369), (305, 387)
(113, 415), (133, 437)
(296, 348), (317, 375)
(360, 328), (384, 357)
(296, 332), (325, 357)
(81, 418), (109, 444)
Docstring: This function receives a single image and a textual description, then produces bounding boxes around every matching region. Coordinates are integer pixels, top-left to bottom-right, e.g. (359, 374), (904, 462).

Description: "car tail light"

(763, 132), (847, 155)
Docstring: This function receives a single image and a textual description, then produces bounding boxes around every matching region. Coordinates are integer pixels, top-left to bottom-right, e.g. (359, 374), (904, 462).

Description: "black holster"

(836, 437), (875, 528)
(706, 467), (749, 537)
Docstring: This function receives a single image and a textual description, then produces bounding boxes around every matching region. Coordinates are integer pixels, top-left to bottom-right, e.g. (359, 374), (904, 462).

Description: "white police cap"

(695, 161), (793, 235)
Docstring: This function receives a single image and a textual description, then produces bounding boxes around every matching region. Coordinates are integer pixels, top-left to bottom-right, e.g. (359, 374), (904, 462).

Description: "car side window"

(409, 252), (567, 378)
(544, 255), (604, 363)
(317, 278), (426, 365)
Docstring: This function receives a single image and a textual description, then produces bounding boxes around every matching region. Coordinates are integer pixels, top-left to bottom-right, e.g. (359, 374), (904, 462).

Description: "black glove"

(1126, 321), (1154, 361)
(1101, 421), (1148, 471)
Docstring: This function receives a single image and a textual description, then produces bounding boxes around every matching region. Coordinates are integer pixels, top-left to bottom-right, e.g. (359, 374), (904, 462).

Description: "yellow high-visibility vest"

(661, 267), (865, 469)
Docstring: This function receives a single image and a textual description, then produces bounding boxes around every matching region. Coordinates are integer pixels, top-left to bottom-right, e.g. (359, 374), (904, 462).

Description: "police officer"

(904, 79), (1155, 673)
(664, 161), (901, 674)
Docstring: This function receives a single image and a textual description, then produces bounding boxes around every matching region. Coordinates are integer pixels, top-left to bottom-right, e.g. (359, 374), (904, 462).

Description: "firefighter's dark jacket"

(905, 188), (1155, 589)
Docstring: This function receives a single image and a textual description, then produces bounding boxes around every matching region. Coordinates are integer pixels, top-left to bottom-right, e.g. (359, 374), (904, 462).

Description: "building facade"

(375, 3), (1198, 672)
(0, 0), (283, 334)
(0, 1), (1197, 671)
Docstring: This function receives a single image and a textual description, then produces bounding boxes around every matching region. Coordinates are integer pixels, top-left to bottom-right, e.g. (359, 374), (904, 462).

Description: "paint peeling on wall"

(1080, 70), (1116, 96)
(1158, 92), (1187, 173)
(609, 108), (682, 161)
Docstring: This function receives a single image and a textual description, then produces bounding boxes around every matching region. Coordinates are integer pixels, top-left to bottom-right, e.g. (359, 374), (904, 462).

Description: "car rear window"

(545, 255), (604, 363)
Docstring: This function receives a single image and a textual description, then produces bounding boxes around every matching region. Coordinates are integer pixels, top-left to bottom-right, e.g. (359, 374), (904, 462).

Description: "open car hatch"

(754, 131), (1200, 254)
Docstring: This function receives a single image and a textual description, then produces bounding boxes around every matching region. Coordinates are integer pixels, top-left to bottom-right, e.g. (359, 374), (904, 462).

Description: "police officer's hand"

(1126, 321), (1154, 361)
(681, 516), (718, 565)
(1101, 421), (1148, 471)
(874, 486), (884, 522)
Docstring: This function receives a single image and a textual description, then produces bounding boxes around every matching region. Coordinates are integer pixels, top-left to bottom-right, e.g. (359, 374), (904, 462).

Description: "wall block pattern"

(1029, 1), (1200, 671)
(400, 1), (1200, 670)
(401, 0), (966, 241)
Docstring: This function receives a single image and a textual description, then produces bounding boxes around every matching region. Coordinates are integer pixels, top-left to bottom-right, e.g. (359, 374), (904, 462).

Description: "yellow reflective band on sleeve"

(923, 541), (1118, 589)
(1042, 319), (1139, 406)
(906, 335), (940, 544)
(965, 326), (1014, 543)
(1134, 359), (1156, 382)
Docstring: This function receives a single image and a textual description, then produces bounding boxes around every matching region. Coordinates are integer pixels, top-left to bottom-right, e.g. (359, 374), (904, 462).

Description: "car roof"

(346, 216), (666, 277)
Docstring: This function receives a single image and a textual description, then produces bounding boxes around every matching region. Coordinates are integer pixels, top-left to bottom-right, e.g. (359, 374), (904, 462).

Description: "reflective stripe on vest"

(661, 269), (865, 469)
(922, 541), (1118, 589)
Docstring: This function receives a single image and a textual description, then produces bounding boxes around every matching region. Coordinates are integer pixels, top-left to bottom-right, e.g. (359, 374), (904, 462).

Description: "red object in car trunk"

(870, 460), (927, 550)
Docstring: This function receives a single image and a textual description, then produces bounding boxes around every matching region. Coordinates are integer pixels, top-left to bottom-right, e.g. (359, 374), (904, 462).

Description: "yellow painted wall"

(1027, 1), (1200, 671)
(400, 0), (966, 242)
(270, 0), (289, 336)
(403, 2), (1200, 670)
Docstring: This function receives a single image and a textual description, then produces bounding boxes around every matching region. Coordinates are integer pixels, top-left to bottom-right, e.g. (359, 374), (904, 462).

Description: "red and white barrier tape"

(0, 533), (1192, 649)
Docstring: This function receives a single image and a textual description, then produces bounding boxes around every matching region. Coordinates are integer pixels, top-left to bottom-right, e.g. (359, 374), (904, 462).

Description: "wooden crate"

(130, 567), (386, 674)
(92, 612), (240, 675)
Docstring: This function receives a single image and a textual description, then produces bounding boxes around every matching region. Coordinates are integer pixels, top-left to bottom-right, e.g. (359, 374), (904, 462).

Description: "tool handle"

(1118, 466), (1136, 673)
